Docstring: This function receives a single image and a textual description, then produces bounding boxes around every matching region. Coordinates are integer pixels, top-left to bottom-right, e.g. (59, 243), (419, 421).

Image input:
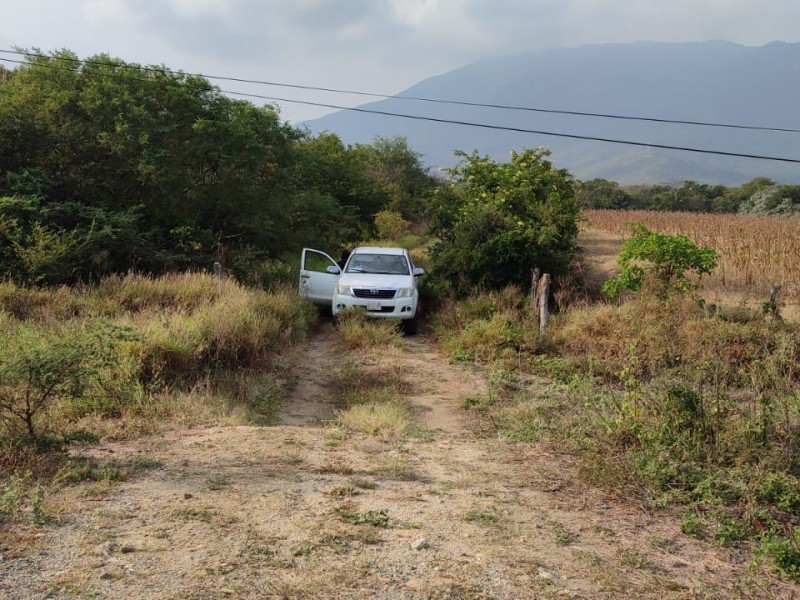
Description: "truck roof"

(351, 246), (406, 256)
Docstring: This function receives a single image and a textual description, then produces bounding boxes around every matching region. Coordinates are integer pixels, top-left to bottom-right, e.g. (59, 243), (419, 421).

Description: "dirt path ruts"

(277, 320), (340, 426)
(0, 325), (792, 599)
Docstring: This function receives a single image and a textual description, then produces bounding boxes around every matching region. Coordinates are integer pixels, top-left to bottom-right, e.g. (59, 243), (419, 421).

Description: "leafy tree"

(603, 224), (718, 298)
(430, 148), (579, 296)
(576, 179), (631, 209)
(351, 136), (438, 221)
(0, 50), (441, 283)
(739, 184), (800, 216)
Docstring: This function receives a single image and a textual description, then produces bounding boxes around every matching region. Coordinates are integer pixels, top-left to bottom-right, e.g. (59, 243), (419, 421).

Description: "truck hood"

(338, 274), (413, 289)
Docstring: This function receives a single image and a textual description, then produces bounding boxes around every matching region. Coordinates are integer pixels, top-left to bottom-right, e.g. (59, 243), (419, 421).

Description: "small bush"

(337, 403), (409, 437)
(374, 210), (411, 241)
(1, 472), (49, 525)
(336, 310), (402, 349)
(757, 531), (800, 581)
(0, 320), (130, 436)
(602, 224), (718, 298)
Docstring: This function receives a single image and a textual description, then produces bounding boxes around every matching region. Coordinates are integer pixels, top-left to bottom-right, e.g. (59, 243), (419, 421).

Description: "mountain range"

(306, 41), (800, 185)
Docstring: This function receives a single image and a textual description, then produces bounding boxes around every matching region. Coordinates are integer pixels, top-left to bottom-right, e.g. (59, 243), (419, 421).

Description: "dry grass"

(582, 209), (800, 319)
(335, 309), (403, 349)
(0, 274), (316, 445)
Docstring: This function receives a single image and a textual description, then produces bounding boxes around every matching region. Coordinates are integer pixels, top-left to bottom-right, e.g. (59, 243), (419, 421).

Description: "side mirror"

(413, 267), (425, 277)
(327, 265), (341, 275)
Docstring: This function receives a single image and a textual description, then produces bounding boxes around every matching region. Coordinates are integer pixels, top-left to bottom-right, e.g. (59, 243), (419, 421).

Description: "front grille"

(366, 306), (395, 313)
(353, 289), (396, 299)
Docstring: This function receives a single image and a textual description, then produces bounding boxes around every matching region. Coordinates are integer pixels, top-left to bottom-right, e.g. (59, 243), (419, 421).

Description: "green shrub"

(429, 149), (579, 297)
(0, 321), (130, 436)
(374, 210), (411, 241)
(0, 471), (48, 524)
(757, 531), (800, 581)
(603, 224), (718, 298)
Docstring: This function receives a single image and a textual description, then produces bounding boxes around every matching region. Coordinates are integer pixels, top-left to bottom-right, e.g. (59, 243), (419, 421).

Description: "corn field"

(583, 209), (800, 302)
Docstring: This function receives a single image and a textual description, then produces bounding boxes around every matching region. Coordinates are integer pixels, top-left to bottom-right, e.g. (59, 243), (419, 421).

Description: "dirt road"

(0, 324), (788, 599)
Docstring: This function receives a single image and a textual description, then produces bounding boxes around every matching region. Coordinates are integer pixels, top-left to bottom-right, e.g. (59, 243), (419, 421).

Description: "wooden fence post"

(530, 267), (540, 314)
(765, 283), (782, 318)
(538, 273), (551, 335)
(770, 283), (782, 304)
(213, 262), (223, 280)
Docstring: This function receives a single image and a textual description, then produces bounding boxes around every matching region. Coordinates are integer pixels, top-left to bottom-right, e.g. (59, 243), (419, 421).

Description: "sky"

(1, 0), (799, 124)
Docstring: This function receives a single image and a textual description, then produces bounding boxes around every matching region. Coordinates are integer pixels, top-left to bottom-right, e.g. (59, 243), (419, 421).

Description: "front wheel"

(401, 317), (418, 336)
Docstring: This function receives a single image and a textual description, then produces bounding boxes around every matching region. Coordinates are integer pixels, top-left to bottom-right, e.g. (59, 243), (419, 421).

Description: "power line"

(223, 91), (800, 165)
(2, 47), (799, 135)
(2, 55), (800, 165)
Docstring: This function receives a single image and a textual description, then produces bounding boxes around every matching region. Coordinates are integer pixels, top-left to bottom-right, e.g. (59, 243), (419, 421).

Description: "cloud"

(4, 0), (800, 122)
(82, 0), (137, 27)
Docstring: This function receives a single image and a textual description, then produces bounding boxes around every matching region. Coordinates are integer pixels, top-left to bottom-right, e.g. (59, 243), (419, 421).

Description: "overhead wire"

(1, 47), (798, 134)
(1, 53), (799, 165)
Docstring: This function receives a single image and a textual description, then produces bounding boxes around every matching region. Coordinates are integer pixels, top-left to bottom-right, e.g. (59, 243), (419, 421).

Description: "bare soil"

(0, 323), (794, 599)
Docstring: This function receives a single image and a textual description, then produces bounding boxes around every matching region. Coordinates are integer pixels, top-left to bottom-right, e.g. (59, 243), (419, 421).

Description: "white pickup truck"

(299, 246), (424, 333)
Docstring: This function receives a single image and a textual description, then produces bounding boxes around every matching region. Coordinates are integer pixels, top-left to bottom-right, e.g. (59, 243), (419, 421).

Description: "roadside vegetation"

(433, 231), (800, 581)
(3, 46), (800, 589)
(0, 273), (316, 528)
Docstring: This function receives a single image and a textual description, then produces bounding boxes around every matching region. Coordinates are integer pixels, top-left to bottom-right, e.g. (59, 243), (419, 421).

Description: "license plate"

(367, 301), (381, 311)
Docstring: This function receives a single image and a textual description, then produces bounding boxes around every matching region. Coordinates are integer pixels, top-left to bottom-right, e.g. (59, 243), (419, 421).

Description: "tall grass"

(0, 273), (317, 445)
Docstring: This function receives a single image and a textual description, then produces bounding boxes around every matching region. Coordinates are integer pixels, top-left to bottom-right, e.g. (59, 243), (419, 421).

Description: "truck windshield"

(345, 254), (409, 275)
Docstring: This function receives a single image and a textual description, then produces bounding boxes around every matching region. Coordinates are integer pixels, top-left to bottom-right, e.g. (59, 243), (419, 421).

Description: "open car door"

(299, 248), (340, 305)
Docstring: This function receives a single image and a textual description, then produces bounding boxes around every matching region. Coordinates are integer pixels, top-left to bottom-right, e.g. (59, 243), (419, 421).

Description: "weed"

(0, 472), (52, 524)
(134, 456), (162, 470)
(292, 544), (316, 557)
(335, 310), (403, 349)
(250, 543), (274, 557)
(170, 508), (217, 523)
(552, 522), (579, 546)
(350, 477), (377, 490)
(0, 274), (316, 446)
(316, 462), (355, 476)
(335, 505), (391, 528)
(369, 456), (422, 482)
(681, 513), (708, 540)
(337, 402), (409, 437)
(53, 460), (123, 486)
(756, 530), (800, 581)
(328, 485), (359, 498)
(650, 535), (682, 554)
(206, 475), (231, 491)
(592, 524), (616, 538)
(321, 528), (382, 548)
(500, 407), (546, 443)
(617, 548), (656, 571)
(465, 509), (498, 525)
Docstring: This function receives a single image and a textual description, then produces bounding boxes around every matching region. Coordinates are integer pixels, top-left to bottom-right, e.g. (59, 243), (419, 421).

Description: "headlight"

(336, 284), (352, 296)
(396, 287), (414, 298)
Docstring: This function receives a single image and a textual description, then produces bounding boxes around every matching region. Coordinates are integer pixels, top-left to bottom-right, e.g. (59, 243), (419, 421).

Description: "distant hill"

(306, 41), (800, 185)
